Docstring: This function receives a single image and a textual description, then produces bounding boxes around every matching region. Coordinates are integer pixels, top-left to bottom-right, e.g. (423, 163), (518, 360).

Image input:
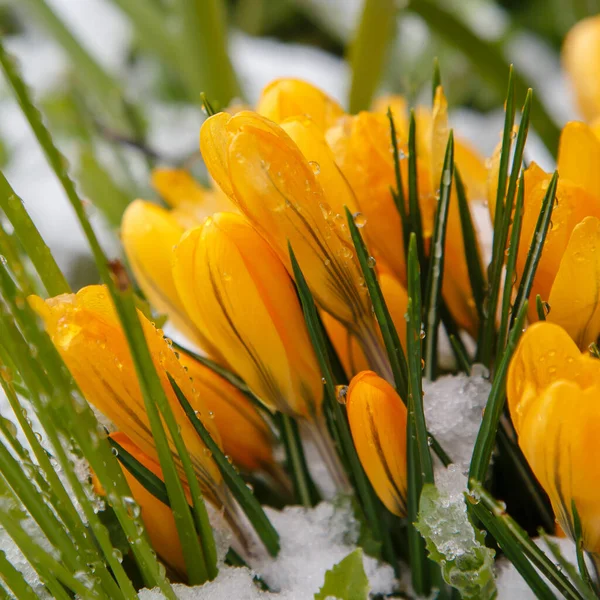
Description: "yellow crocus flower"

(346, 370), (407, 516)
(172, 211), (322, 420)
(29, 285), (223, 501)
(198, 111), (388, 376)
(94, 432), (187, 578)
(121, 200), (226, 363)
(563, 15), (600, 123)
(507, 322), (600, 554)
(256, 77), (345, 131)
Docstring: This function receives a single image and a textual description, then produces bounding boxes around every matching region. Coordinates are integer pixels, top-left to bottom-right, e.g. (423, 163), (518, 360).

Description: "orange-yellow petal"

(256, 78), (345, 131)
(379, 270), (408, 352)
(172, 212), (322, 419)
(29, 285), (223, 495)
(346, 370), (407, 516)
(120, 200), (224, 361)
(563, 15), (600, 122)
(557, 121), (600, 199)
(321, 311), (369, 378)
(371, 94), (409, 139)
(178, 352), (275, 472)
(455, 139), (487, 201)
(506, 322), (600, 434)
(548, 216), (600, 349)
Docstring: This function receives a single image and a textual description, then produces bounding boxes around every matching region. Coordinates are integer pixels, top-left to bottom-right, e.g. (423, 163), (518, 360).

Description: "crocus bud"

(172, 212), (323, 420)
(507, 322), (600, 553)
(346, 370), (408, 516)
(121, 200), (225, 361)
(29, 285), (223, 497)
(256, 78), (344, 131)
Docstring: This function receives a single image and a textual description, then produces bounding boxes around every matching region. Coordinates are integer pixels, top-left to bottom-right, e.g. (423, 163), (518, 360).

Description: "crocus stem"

(357, 323), (394, 384)
(279, 413), (316, 507)
(302, 415), (351, 495)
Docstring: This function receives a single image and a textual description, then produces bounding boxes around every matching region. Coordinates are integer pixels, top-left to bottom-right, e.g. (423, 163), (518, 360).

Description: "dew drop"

(319, 202), (332, 219)
(353, 212), (367, 228)
(308, 161), (321, 175)
(442, 169), (452, 186)
(122, 496), (141, 519)
(367, 256), (376, 268)
(335, 385), (348, 405)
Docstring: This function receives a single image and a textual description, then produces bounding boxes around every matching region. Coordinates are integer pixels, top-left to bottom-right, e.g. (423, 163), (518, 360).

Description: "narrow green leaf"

(465, 492), (559, 600)
(345, 207), (408, 396)
(387, 107), (409, 255)
(201, 92), (217, 117)
(170, 375), (280, 556)
(536, 295), (547, 321)
(572, 501), (598, 596)
(0, 172), (70, 296)
(432, 57), (441, 103)
(469, 302), (528, 484)
(408, 112), (426, 273)
(471, 484), (587, 600)
(409, 0), (560, 154)
(315, 549), (370, 600)
(0, 550), (38, 600)
(479, 67), (517, 367)
(424, 131), (454, 380)
(449, 334), (471, 375)
(511, 171), (559, 329)
(455, 168), (486, 320)
(348, 0), (396, 112)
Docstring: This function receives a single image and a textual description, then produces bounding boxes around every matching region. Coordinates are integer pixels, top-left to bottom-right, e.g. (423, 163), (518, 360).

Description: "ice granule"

(423, 366), (491, 470)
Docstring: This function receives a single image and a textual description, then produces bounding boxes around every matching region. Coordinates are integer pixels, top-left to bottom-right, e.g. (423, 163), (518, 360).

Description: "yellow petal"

(256, 78), (345, 131)
(563, 15), (600, 122)
(120, 200), (224, 361)
(431, 86), (449, 189)
(151, 168), (237, 229)
(455, 138), (487, 201)
(200, 111), (372, 334)
(29, 285), (223, 495)
(199, 112), (236, 200)
(178, 352), (275, 472)
(321, 311), (369, 378)
(379, 270), (408, 353)
(346, 370), (407, 516)
(548, 216), (600, 349)
(506, 321), (599, 434)
(557, 121), (600, 199)
(172, 212), (322, 419)
(370, 94), (409, 139)
(518, 166), (600, 309)
(101, 433), (187, 576)
(518, 380), (600, 553)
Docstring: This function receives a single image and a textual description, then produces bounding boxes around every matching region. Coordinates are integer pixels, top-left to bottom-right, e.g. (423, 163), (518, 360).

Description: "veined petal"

(199, 111), (236, 200)
(563, 15), (600, 122)
(557, 121), (600, 199)
(548, 217), (600, 349)
(29, 285), (223, 494)
(506, 322), (600, 434)
(178, 352), (275, 472)
(151, 168), (237, 229)
(256, 78), (345, 130)
(371, 94), (409, 139)
(431, 86), (449, 189)
(172, 212), (322, 419)
(321, 311), (369, 378)
(99, 433), (187, 576)
(121, 200), (224, 360)
(346, 371), (407, 516)
(518, 380), (600, 553)
(519, 164), (600, 309)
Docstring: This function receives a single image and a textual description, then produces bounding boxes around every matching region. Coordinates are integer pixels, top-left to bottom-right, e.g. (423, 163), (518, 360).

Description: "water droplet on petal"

(353, 212), (367, 228)
(335, 385), (348, 405)
(308, 161), (321, 175)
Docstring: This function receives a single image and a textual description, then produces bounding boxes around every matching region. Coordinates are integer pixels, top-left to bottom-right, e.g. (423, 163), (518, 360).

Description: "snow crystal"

(423, 366), (491, 470)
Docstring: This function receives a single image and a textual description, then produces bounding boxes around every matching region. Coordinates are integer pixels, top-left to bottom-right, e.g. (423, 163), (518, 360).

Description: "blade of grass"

(0, 550), (38, 600)
(387, 107), (409, 255)
(572, 501), (598, 596)
(431, 58), (441, 102)
(170, 375), (280, 557)
(346, 206), (408, 396)
(455, 168), (486, 320)
(288, 243), (398, 574)
(348, 0), (397, 112)
(449, 334), (471, 374)
(466, 487), (567, 600)
(510, 172), (559, 329)
(409, 0), (560, 154)
(479, 68), (517, 367)
(0, 172), (70, 296)
(408, 112), (426, 273)
(424, 131), (454, 380)
(536, 295), (547, 321)
(469, 302), (528, 484)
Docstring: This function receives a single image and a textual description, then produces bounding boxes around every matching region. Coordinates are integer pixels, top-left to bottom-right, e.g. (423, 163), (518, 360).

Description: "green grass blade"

(409, 0), (560, 154)
(424, 131), (454, 380)
(479, 67), (517, 367)
(536, 295), (547, 321)
(449, 334), (471, 375)
(408, 112), (426, 272)
(170, 375), (280, 557)
(387, 107), (409, 254)
(496, 172), (525, 357)
(0, 172), (70, 296)
(348, 0), (397, 112)
(466, 488), (564, 600)
(288, 243), (398, 573)
(0, 550), (38, 600)
(572, 501), (598, 596)
(345, 207), (408, 396)
(511, 172), (559, 329)
(455, 168), (486, 320)
(469, 302), (528, 483)
(432, 57), (441, 102)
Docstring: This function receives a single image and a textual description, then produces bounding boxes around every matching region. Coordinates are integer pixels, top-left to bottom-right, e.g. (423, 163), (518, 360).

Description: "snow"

(423, 365), (491, 470)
